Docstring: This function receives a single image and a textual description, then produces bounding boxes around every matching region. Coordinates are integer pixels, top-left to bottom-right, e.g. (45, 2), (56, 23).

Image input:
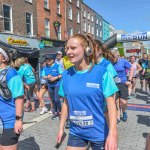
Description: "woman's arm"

(14, 96), (24, 134)
(57, 98), (68, 143)
(105, 96), (118, 150)
(137, 63), (142, 71)
(128, 66), (134, 81)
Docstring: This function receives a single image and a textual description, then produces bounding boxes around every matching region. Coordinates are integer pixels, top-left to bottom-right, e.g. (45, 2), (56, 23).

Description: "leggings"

(48, 85), (61, 113)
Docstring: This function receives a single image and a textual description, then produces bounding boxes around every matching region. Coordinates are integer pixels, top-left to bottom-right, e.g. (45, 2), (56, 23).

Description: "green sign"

(41, 40), (53, 47)
(53, 21), (60, 27)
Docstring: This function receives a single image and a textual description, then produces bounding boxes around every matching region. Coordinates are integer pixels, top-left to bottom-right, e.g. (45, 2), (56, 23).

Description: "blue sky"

(84, 0), (150, 33)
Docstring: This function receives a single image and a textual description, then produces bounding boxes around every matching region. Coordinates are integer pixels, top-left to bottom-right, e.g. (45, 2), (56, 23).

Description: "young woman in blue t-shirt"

(57, 34), (118, 150)
(0, 47), (24, 150)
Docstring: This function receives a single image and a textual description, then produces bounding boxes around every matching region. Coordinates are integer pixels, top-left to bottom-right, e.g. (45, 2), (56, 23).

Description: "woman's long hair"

(94, 40), (117, 63)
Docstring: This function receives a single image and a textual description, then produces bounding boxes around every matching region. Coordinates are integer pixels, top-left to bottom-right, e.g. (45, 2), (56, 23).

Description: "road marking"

(23, 113), (51, 130)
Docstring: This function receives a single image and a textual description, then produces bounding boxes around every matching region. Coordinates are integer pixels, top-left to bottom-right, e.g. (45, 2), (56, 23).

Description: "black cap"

(45, 54), (55, 60)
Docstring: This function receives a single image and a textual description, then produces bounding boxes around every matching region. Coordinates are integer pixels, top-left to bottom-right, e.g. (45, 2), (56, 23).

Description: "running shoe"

(122, 112), (128, 122)
(51, 114), (59, 120)
(49, 109), (54, 114)
(117, 119), (121, 126)
(40, 107), (48, 115)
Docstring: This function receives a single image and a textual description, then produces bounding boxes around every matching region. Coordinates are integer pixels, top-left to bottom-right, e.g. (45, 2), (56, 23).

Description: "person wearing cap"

(55, 51), (64, 71)
(0, 47), (24, 150)
(41, 55), (63, 119)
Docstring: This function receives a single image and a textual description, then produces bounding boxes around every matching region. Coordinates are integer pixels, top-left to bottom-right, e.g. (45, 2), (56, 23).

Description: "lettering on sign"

(7, 37), (29, 46)
(121, 33), (148, 41)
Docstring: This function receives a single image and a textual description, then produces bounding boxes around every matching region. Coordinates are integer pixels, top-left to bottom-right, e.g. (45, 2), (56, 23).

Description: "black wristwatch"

(16, 116), (22, 120)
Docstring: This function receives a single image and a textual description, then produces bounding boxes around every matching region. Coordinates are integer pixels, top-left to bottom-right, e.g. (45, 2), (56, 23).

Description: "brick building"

(81, 2), (95, 38)
(66, 0), (82, 38)
(0, 0), (37, 37)
(37, 0), (66, 47)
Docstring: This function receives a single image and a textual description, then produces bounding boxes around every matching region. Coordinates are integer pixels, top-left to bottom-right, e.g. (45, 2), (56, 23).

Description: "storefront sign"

(7, 37), (29, 46)
(41, 40), (53, 47)
(126, 49), (141, 53)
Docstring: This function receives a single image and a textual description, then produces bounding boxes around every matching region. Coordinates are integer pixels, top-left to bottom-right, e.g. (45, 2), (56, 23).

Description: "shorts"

(139, 71), (146, 80)
(67, 134), (105, 150)
(116, 83), (128, 100)
(0, 128), (20, 146)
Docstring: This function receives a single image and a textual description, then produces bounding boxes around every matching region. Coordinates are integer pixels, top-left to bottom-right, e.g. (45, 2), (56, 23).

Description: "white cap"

(57, 51), (62, 55)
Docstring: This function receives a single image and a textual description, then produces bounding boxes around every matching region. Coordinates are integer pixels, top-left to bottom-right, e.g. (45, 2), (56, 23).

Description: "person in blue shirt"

(94, 40), (117, 125)
(112, 51), (134, 123)
(42, 55), (63, 120)
(57, 34), (118, 150)
(0, 47), (24, 150)
(15, 57), (36, 112)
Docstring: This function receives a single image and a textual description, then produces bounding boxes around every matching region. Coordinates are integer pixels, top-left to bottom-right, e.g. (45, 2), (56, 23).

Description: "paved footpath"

(18, 81), (150, 150)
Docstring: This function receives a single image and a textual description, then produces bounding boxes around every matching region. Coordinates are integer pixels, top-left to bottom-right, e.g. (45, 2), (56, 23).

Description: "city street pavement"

(18, 80), (150, 150)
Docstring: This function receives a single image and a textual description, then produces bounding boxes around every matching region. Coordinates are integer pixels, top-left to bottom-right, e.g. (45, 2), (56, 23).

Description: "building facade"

(0, 0), (38, 37)
(37, 0), (66, 44)
(66, 0), (82, 39)
(81, 2), (95, 38)
(95, 12), (103, 41)
(109, 24), (115, 37)
(102, 19), (110, 42)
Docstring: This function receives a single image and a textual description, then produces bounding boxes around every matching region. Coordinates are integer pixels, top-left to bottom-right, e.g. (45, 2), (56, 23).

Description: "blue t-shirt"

(61, 65), (118, 141)
(98, 57), (117, 78)
(42, 63), (63, 87)
(18, 64), (36, 84)
(113, 58), (132, 83)
(0, 67), (24, 129)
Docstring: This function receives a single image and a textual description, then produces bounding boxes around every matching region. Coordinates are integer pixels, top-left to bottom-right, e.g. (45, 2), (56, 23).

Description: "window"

(87, 12), (90, 20)
(57, 25), (61, 40)
(57, 0), (60, 15)
(26, 12), (33, 36)
(68, 7), (72, 20)
(96, 19), (98, 25)
(76, 0), (79, 7)
(88, 24), (90, 33)
(76, 12), (80, 23)
(96, 29), (98, 36)
(68, 27), (73, 37)
(83, 21), (86, 32)
(25, 0), (32, 3)
(91, 25), (94, 34)
(44, 0), (49, 9)
(100, 21), (102, 26)
(83, 10), (86, 18)
(100, 30), (102, 37)
(3, 5), (12, 32)
(91, 15), (94, 22)
(45, 18), (50, 37)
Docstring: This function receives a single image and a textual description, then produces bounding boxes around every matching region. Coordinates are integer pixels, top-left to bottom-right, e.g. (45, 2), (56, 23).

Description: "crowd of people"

(0, 34), (150, 150)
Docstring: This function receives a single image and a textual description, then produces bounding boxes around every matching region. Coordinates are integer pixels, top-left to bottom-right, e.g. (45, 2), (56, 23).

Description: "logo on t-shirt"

(86, 83), (100, 88)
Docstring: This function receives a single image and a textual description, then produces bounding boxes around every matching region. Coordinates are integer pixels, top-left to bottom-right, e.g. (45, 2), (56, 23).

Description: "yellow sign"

(7, 37), (29, 46)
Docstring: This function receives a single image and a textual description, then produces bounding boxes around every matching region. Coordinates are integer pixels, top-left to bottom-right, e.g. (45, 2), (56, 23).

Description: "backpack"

(0, 68), (12, 100)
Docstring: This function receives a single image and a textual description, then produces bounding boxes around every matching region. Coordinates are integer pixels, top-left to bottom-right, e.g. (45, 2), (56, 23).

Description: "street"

(18, 80), (150, 150)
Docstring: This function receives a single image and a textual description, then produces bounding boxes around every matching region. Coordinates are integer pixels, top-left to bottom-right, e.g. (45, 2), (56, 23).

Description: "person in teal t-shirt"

(15, 57), (36, 112)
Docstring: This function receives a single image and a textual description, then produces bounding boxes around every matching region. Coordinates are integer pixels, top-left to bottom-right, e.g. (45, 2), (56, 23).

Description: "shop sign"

(53, 21), (60, 27)
(41, 40), (53, 47)
(126, 49), (141, 53)
(7, 37), (29, 46)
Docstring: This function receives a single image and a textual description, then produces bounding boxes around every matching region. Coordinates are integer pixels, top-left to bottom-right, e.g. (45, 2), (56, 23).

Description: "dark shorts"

(0, 128), (20, 146)
(67, 134), (105, 150)
(139, 71), (146, 80)
(116, 83), (128, 100)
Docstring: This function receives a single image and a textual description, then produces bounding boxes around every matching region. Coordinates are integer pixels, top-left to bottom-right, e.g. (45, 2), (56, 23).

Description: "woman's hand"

(125, 81), (131, 86)
(105, 134), (118, 150)
(14, 120), (23, 134)
(56, 129), (64, 144)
